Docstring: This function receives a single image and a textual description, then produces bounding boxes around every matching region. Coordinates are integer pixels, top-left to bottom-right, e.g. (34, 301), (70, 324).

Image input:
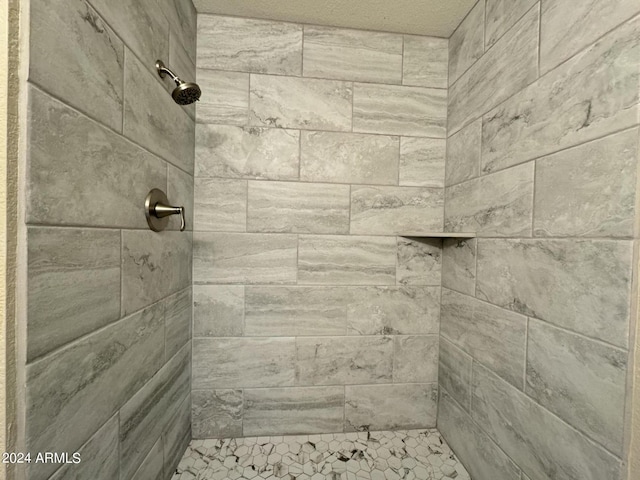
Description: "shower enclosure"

(4, 0), (640, 479)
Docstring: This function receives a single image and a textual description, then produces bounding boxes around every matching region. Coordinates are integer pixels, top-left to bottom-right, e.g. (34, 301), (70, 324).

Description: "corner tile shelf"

(398, 232), (476, 238)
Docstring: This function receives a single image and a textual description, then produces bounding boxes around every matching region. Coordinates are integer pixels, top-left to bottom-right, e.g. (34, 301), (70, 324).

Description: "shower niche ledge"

(398, 232), (476, 238)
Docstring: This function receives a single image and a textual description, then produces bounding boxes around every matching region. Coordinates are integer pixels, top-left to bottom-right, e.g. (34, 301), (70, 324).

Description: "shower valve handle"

(145, 189), (186, 232)
(154, 204), (186, 232)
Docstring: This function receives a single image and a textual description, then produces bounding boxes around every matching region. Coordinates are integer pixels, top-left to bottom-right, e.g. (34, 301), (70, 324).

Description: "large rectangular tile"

(27, 227), (120, 362)
(350, 185), (444, 235)
(167, 164), (194, 232)
(169, 37), (197, 122)
(122, 230), (192, 315)
(249, 75), (352, 131)
(393, 335), (439, 383)
(540, 0), (640, 73)
(353, 83), (447, 137)
(526, 319), (627, 454)
(27, 88), (166, 228)
(448, 7), (539, 133)
(248, 181), (350, 234)
(345, 384), (437, 431)
(244, 387), (344, 436)
(25, 303), (164, 480)
(130, 438), (163, 480)
(196, 124), (300, 180)
(472, 363), (622, 480)
(481, 15), (640, 174)
(399, 137), (446, 187)
(298, 235), (397, 285)
(445, 162), (534, 236)
(158, 0), (197, 64)
(194, 178), (247, 232)
(533, 129), (638, 238)
(300, 131), (399, 185)
(194, 233), (297, 284)
(476, 238), (633, 347)
(193, 285), (244, 337)
(295, 336), (393, 386)
(30, 0), (123, 131)
(193, 337), (296, 389)
(396, 237), (442, 286)
(445, 118), (481, 187)
(303, 26), (403, 83)
(196, 69), (249, 125)
(245, 286), (347, 336)
(438, 338), (472, 411)
(448, 0), (484, 86)
(164, 288), (191, 361)
(124, 54), (195, 174)
(438, 389), (521, 480)
(403, 35), (448, 89)
(192, 389), (243, 439)
(442, 238), (477, 296)
(485, 0), (538, 48)
(441, 289), (527, 389)
(163, 393), (192, 476)
(197, 15), (302, 75)
(347, 286), (440, 335)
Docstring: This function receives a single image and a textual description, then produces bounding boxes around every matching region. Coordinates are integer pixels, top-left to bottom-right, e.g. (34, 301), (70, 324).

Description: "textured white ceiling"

(193, 0), (477, 37)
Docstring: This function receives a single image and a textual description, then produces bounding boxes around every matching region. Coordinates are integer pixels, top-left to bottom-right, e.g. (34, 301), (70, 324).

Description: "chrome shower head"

(156, 60), (201, 106)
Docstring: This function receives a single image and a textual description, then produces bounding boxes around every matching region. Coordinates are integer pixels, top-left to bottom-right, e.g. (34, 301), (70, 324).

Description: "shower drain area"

(171, 429), (471, 480)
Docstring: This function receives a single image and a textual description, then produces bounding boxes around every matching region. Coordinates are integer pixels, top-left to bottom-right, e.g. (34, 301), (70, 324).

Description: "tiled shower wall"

(23, 0), (196, 478)
(438, 1), (640, 480)
(192, 15), (448, 437)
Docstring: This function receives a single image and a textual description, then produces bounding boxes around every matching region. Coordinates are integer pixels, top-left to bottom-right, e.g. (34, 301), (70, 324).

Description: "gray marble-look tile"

(248, 181), (350, 234)
(167, 164), (194, 231)
(164, 288), (191, 361)
(26, 303), (164, 480)
(163, 392), (192, 476)
(394, 335), (439, 383)
(445, 118), (481, 187)
(27, 88), (167, 228)
(194, 178), (247, 232)
(244, 387), (345, 436)
(196, 124), (300, 180)
(353, 83), (447, 137)
(441, 288), (527, 389)
(399, 137), (446, 187)
(481, 14), (640, 174)
(403, 35), (448, 88)
(197, 15), (302, 75)
(296, 336), (393, 386)
(169, 33), (196, 121)
(347, 286), (440, 336)
(196, 69), (249, 125)
(526, 319), (627, 454)
(448, 7), (538, 134)
(27, 227), (120, 362)
(445, 162), (534, 236)
(245, 286), (347, 336)
(194, 233), (297, 284)
(122, 230), (192, 315)
(192, 389), (243, 439)
(49, 415), (119, 480)
(119, 345), (190, 479)
(396, 237), (442, 286)
(476, 238), (633, 347)
(249, 74), (352, 131)
(438, 389), (521, 480)
(124, 53), (195, 174)
(193, 285), (244, 337)
(300, 131), (399, 185)
(485, 0), (538, 48)
(345, 384), (438, 431)
(193, 337), (296, 389)
(533, 128), (638, 238)
(130, 437), (163, 480)
(472, 363), (622, 480)
(540, 0), (640, 73)
(438, 338), (472, 411)
(30, 0), (124, 131)
(303, 26), (403, 84)
(159, 0), (197, 63)
(448, 0), (484, 86)
(298, 235), (397, 285)
(350, 185), (444, 235)
(442, 238), (477, 296)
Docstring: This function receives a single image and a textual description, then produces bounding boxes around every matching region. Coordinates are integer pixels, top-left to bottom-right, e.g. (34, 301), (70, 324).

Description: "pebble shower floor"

(171, 429), (471, 480)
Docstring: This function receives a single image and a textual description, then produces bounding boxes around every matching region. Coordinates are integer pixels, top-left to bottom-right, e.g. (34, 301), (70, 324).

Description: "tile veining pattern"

(172, 430), (469, 480)
(440, 1), (640, 480)
(194, 16), (448, 437)
(24, 0), (196, 478)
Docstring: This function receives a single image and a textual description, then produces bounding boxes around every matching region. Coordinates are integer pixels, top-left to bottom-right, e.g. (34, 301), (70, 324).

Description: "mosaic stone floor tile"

(171, 429), (471, 480)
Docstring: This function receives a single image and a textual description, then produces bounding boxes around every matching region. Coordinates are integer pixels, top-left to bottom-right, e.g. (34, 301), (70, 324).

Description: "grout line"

(537, 1), (542, 78)
(523, 317), (529, 393)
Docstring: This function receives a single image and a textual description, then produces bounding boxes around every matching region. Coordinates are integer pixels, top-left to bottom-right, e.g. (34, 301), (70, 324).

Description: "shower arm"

(156, 60), (182, 86)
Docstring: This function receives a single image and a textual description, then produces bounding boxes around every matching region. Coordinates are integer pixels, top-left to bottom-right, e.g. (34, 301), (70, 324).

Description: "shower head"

(156, 60), (201, 106)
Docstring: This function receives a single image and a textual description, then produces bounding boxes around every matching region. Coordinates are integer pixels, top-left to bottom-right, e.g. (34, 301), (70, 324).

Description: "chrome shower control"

(145, 189), (186, 232)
